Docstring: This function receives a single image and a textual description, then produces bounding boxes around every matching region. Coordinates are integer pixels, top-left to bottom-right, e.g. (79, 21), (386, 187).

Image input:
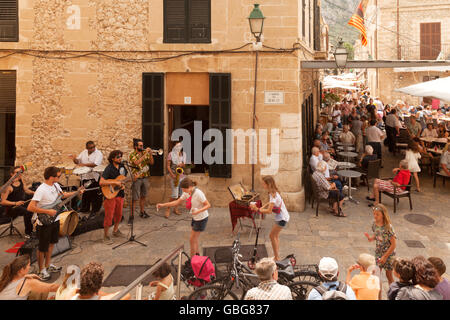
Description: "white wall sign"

(264, 91), (284, 105)
(184, 96), (192, 104)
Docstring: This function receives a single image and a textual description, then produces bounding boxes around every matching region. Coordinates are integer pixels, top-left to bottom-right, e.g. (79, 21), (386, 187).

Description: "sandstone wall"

(0, 0), (322, 212)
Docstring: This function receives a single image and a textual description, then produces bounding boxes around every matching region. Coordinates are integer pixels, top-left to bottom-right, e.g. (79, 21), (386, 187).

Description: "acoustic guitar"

(101, 175), (132, 200)
(0, 162), (32, 195)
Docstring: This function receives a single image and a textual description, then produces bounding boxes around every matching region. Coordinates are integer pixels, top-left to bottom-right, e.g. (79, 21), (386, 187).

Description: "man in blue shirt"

(308, 257), (357, 300)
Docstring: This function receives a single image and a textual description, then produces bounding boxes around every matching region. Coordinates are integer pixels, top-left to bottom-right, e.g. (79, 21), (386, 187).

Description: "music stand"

(113, 161), (147, 250)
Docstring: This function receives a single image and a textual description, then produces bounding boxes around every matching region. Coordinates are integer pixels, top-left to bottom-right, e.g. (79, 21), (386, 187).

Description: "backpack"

(315, 282), (349, 300)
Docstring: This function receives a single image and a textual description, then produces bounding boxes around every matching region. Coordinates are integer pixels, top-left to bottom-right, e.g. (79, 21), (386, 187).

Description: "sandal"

(333, 211), (340, 217)
(339, 212), (347, 217)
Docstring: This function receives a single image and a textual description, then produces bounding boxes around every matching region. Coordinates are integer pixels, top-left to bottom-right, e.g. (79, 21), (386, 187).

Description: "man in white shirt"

(339, 125), (356, 145)
(69, 141), (103, 214)
(366, 119), (386, 165)
(309, 147), (323, 172)
(332, 104), (342, 128)
(27, 167), (83, 280)
(244, 258), (292, 300)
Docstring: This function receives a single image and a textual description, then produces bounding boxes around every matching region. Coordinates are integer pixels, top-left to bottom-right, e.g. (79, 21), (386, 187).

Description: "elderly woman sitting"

(312, 161), (346, 217)
(358, 145), (378, 172)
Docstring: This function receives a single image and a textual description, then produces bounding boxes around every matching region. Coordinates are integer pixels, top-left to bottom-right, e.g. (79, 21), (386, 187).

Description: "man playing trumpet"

(128, 139), (154, 224)
(165, 142), (187, 218)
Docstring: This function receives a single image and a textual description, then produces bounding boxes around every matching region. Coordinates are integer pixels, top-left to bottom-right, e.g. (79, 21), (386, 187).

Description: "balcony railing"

(400, 43), (450, 61)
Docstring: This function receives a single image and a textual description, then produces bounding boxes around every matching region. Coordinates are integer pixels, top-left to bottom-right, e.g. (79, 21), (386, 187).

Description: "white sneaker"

(39, 269), (51, 280)
(343, 185), (349, 191)
(48, 264), (62, 273)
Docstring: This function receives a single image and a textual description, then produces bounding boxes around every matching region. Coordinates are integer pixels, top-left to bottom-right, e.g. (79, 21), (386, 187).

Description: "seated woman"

(437, 123), (449, 139)
(0, 255), (60, 300)
(312, 161), (346, 217)
(148, 262), (175, 300)
(358, 145), (378, 172)
(421, 123), (438, 138)
(70, 262), (130, 300)
(367, 160), (411, 207)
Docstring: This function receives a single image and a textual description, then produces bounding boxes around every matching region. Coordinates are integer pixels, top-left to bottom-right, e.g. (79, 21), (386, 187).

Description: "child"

(404, 140), (422, 192)
(157, 178), (210, 256)
(250, 176), (290, 261)
(364, 204), (397, 285)
(148, 262), (175, 300)
(387, 258), (414, 300)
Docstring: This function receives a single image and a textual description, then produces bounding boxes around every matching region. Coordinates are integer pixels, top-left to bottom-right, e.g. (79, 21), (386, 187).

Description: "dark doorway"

(170, 105), (209, 174)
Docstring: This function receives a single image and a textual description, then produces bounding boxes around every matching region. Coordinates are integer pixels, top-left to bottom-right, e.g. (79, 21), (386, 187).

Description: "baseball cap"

(319, 257), (339, 280)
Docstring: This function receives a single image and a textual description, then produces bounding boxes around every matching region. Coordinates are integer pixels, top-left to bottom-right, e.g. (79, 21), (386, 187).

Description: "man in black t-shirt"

(99, 150), (128, 245)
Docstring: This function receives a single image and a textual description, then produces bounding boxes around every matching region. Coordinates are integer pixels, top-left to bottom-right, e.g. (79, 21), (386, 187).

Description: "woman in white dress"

(404, 141), (422, 192)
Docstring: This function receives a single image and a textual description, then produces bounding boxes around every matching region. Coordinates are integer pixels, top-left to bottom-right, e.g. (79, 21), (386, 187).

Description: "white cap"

(319, 257), (339, 279)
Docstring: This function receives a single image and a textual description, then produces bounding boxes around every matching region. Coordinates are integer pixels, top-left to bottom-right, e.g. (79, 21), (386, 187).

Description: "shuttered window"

(0, 71), (16, 113)
(0, 1), (18, 42)
(313, 0), (321, 51)
(164, 0), (211, 43)
(302, 0), (306, 38)
(209, 73), (231, 178)
(142, 73), (165, 176)
(420, 22), (441, 60)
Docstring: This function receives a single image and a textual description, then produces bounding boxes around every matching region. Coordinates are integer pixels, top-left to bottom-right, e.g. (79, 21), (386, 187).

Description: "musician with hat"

(69, 141), (103, 214)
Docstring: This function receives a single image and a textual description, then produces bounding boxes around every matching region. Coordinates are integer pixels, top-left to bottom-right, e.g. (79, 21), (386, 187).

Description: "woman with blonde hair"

(364, 204), (397, 284)
(250, 176), (290, 261)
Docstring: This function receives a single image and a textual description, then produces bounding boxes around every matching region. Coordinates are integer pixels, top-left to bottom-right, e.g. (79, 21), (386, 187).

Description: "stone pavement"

(0, 148), (449, 299)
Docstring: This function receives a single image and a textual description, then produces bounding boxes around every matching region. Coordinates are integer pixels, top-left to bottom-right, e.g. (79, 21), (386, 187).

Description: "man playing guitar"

(69, 141), (103, 215)
(27, 167), (84, 280)
(1, 166), (35, 238)
(128, 139), (154, 224)
(99, 150), (128, 245)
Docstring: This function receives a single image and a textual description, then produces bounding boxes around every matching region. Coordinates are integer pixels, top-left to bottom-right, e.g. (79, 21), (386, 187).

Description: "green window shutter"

(0, 1), (18, 42)
(164, 0), (187, 43)
(188, 0), (211, 43)
(209, 73), (231, 178)
(142, 73), (164, 176)
(0, 70), (16, 113)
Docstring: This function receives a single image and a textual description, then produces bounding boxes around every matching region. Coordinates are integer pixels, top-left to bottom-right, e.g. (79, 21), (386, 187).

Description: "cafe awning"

(395, 77), (450, 102)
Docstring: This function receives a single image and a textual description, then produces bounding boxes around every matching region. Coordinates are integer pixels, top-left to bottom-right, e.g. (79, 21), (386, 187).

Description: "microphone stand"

(113, 161), (147, 250)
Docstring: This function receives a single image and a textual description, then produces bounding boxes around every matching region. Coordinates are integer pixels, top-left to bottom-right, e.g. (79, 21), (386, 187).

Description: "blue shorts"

(191, 217), (208, 232)
(275, 220), (287, 228)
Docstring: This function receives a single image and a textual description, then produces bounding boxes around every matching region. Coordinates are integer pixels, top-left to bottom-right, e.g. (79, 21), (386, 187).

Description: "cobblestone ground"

(1, 147), (449, 300)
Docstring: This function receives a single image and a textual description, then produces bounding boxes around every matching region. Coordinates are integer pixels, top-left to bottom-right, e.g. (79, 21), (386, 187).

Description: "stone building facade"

(354, 0), (450, 104)
(0, 0), (328, 212)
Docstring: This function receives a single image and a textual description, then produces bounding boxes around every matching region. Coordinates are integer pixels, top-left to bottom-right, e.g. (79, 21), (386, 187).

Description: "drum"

(59, 211), (79, 236)
(64, 164), (75, 176)
(93, 164), (106, 174)
(73, 166), (92, 175)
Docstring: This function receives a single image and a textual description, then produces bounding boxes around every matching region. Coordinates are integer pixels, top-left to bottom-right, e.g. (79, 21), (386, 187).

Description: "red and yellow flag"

(348, 0), (368, 46)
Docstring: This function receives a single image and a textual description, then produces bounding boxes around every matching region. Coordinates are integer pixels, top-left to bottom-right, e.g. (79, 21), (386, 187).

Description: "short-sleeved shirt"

(308, 281), (357, 300)
(129, 151), (152, 178)
(76, 148), (103, 180)
(351, 120), (363, 136)
(393, 169), (411, 190)
(309, 154), (323, 171)
(434, 278), (450, 300)
(244, 280), (292, 300)
(441, 151), (450, 170)
(421, 128), (438, 138)
(406, 121), (422, 137)
(366, 126), (385, 143)
(386, 114), (400, 128)
(339, 131), (355, 144)
(269, 192), (289, 222)
(31, 183), (63, 225)
(180, 188), (208, 221)
(349, 272), (380, 300)
(312, 171), (330, 199)
(102, 163), (128, 198)
(332, 110), (341, 123)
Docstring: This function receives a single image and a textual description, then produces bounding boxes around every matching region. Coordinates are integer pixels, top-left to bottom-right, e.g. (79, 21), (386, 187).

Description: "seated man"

(358, 145), (378, 172)
(308, 257), (356, 300)
(323, 152), (343, 193)
(367, 160), (411, 206)
(339, 125), (356, 145)
(309, 147), (323, 172)
(440, 144), (450, 176)
(70, 262), (130, 300)
(312, 161), (345, 217)
(244, 257), (292, 300)
(346, 253), (380, 300)
(406, 115), (422, 138)
(320, 132), (335, 155)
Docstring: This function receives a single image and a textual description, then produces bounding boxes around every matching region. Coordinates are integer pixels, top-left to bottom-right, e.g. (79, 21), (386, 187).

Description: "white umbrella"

(395, 76), (450, 102)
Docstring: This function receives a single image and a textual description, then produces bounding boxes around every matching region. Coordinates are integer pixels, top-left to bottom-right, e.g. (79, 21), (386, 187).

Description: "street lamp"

(334, 40), (349, 70)
(248, 4), (265, 43)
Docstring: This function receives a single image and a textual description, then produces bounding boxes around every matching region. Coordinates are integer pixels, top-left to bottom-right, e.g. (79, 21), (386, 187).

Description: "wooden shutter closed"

(0, 0), (18, 42)
(313, 0), (321, 51)
(164, 0), (187, 43)
(420, 22), (441, 60)
(188, 0), (211, 43)
(209, 73), (231, 178)
(0, 71), (16, 113)
(142, 73), (164, 176)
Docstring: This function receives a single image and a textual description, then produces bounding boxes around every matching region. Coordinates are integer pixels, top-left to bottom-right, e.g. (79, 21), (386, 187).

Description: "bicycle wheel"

(292, 270), (320, 284)
(288, 281), (319, 300)
(187, 285), (239, 300)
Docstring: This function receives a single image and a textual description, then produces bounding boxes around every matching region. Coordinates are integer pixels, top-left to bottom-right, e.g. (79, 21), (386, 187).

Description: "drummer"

(69, 141), (104, 214)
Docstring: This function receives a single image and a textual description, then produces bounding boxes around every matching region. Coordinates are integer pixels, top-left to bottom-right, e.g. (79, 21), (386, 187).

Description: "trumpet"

(175, 167), (184, 187)
(144, 148), (163, 155)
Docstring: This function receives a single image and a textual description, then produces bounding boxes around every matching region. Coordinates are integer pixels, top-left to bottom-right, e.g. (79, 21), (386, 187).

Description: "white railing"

(111, 244), (184, 300)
